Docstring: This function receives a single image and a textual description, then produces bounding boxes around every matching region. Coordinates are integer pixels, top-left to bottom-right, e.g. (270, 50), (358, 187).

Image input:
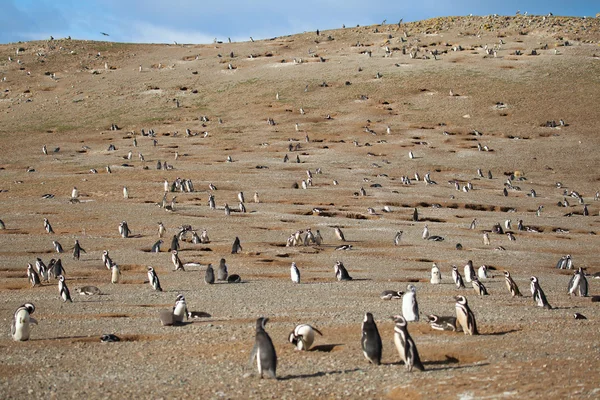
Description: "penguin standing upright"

(217, 258), (228, 281)
(249, 317), (277, 379)
(503, 271), (521, 297)
(290, 262), (300, 283)
(464, 260), (475, 283)
(147, 267), (163, 291)
(58, 276), (72, 302)
(44, 218), (54, 234)
(402, 285), (419, 322)
(455, 296), (478, 335)
(334, 227), (346, 241)
(11, 303), (37, 341)
(102, 250), (112, 270)
(391, 315), (425, 372)
(231, 237), (242, 254)
(35, 258), (48, 282)
(471, 277), (489, 296)
(334, 261), (352, 281)
(567, 268), (588, 297)
(111, 264), (121, 283)
(53, 241), (64, 253)
(49, 258), (65, 279)
(430, 263), (441, 284)
(119, 221), (130, 238)
(530, 276), (551, 309)
(478, 265), (488, 279)
(170, 235), (179, 252)
(205, 264), (215, 284)
(172, 294), (188, 323)
(171, 250), (185, 271)
(73, 239), (86, 260)
(361, 312), (382, 365)
(158, 222), (166, 238)
(288, 324), (323, 350)
(27, 263), (41, 287)
(151, 240), (163, 253)
(452, 265), (465, 289)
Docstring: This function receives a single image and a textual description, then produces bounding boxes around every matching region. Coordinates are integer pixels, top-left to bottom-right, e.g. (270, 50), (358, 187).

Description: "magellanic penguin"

(52, 240), (64, 253)
(11, 303), (37, 341)
(455, 296), (478, 335)
(151, 240), (163, 253)
(231, 237), (242, 254)
(503, 271), (522, 297)
(530, 276), (551, 309)
(402, 285), (419, 322)
(361, 312), (383, 365)
(48, 258), (65, 279)
(427, 314), (462, 332)
(35, 258), (49, 282)
(59, 276), (72, 302)
(452, 266), (465, 289)
(391, 315), (425, 372)
(205, 264), (215, 284)
(217, 258), (228, 281)
(380, 290), (404, 300)
(394, 231), (403, 246)
(147, 267), (163, 291)
(118, 221), (130, 238)
(72, 239), (86, 260)
(334, 226), (346, 242)
(471, 277), (489, 296)
(102, 250), (112, 270)
(27, 263), (41, 287)
(290, 262), (300, 283)
(111, 263), (121, 283)
(431, 263), (441, 284)
(334, 261), (352, 281)
(172, 294), (188, 323)
(249, 317), (277, 379)
(567, 268), (588, 297)
(464, 260), (475, 283)
(170, 235), (179, 252)
(44, 218), (54, 234)
(171, 250), (185, 271)
(288, 324), (323, 350)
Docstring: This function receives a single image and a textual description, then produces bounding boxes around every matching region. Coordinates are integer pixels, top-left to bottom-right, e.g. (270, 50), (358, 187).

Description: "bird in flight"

(100, 32), (110, 36)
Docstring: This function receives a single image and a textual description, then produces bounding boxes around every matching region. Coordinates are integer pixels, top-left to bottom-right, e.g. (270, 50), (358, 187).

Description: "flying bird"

(100, 32), (110, 36)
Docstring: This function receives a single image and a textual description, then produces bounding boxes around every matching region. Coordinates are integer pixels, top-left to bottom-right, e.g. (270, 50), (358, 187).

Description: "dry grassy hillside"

(1, 15), (599, 399)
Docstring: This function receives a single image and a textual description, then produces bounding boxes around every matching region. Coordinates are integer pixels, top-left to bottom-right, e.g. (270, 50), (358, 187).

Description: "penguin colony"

(1, 15), (598, 396)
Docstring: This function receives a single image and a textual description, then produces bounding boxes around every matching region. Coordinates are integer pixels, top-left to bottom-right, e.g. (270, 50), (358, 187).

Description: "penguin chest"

(393, 332), (407, 363)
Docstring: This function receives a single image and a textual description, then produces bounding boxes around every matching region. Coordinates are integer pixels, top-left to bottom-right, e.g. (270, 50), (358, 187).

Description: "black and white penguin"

(118, 221), (130, 238)
(147, 267), (163, 291)
(452, 265), (465, 289)
(111, 264), (121, 283)
(530, 276), (551, 309)
(44, 218), (54, 234)
(288, 324), (323, 350)
(169, 235), (179, 252)
(171, 250), (185, 271)
(380, 290), (404, 300)
(227, 274), (242, 283)
(205, 264), (215, 284)
(52, 240), (64, 253)
(35, 258), (48, 282)
(427, 314), (462, 332)
(455, 296), (478, 335)
(73, 239), (86, 260)
(58, 276), (72, 302)
(567, 268), (588, 297)
(503, 271), (522, 297)
(334, 261), (352, 281)
(290, 262), (300, 283)
(151, 240), (163, 253)
(102, 250), (112, 270)
(402, 284), (419, 322)
(231, 237), (242, 254)
(11, 303), (37, 341)
(77, 286), (101, 295)
(217, 258), (228, 281)
(394, 231), (403, 246)
(172, 294), (188, 323)
(49, 258), (65, 279)
(391, 315), (425, 372)
(431, 263), (441, 284)
(249, 317), (277, 379)
(464, 260), (475, 283)
(334, 227), (346, 241)
(471, 277), (489, 296)
(27, 263), (41, 287)
(361, 312), (383, 365)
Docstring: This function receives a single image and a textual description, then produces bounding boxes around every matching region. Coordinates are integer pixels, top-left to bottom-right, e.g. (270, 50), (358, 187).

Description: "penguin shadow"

(483, 328), (520, 336)
(278, 368), (361, 381)
(423, 360), (491, 372)
(309, 343), (343, 352)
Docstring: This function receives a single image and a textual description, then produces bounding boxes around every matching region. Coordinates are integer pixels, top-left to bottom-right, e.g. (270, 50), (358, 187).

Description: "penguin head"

(427, 314), (438, 323)
(530, 276), (538, 283)
(147, 266), (154, 272)
(503, 270), (510, 277)
(59, 275), (65, 282)
(407, 284), (416, 293)
(363, 312), (374, 323)
(390, 315), (406, 326)
(175, 294), (185, 302)
(256, 317), (269, 331)
(288, 331), (299, 346)
(23, 303), (35, 314)
(454, 295), (467, 304)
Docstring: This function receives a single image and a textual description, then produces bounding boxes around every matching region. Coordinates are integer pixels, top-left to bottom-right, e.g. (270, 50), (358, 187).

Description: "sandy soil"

(0, 15), (599, 399)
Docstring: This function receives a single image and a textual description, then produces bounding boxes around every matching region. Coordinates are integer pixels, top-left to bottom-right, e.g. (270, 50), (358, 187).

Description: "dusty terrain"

(1, 15), (599, 399)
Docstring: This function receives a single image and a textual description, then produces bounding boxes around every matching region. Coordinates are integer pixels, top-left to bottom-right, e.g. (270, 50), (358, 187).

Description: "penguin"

(361, 312), (383, 365)
(11, 303), (37, 341)
(217, 258), (228, 281)
(227, 274), (242, 283)
(249, 317), (277, 379)
(71, 187), (79, 199)
(27, 263), (41, 287)
(422, 225), (429, 240)
(567, 268), (588, 297)
(483, 232), (490, 246)
(158, 222), (166, 238)
(59, 276), (72, 302)
(53, 240), (63, 253)
(334, 227), (346, 241)
(200, 229), (210, 243)
(503, 271), (522, 297)
(111, 264), (121, 283)
(205, 264), (215, 284)
(100, 334), (121, 342)
(73, 239), (85, 260)
(402, 285), (419, 322)
(380, 290), (404, 300)
(35, 258), (48, 282)
(471, 277), (489, 296)
(452, 265), (465, 289)
(119, 221), (130, 238)
(478, 265), (488, 279)
(288, 324), (323, 350)
(172, 294), (188, 323)
(44, 218), (54, 234)
(455, 296), (478, 335)
(391, 315), (425, 372)
(151, 240), (163, 253)
(334, 261), (352, 281)
(238, 192), (245, 203)
(76, 286), (101, 295)
(49, 258), (65, 279)
(427, 314), (462, 332)
(290, 262), (300, 283)
(394, 231), (403, 246)
(147, 267), (163, 291)
(431, 263), (441, 284)
(413, 208), (419, 221)
(470, 218), (477, 229)
(231, 236), (242, 254)
(123, 186), (129, 199)
(254, 192), (260, 203)
(171, 250), (185, 271)
(168, 235), (179, 252)
(464, 260), (475, 283)
(530, 276), (551, 309)
(314, 230), (323, 245)
(102, 250), (112, 270)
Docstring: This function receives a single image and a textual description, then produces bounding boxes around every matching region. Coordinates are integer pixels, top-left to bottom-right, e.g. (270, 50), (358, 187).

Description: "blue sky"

(0, 0), (596, 44)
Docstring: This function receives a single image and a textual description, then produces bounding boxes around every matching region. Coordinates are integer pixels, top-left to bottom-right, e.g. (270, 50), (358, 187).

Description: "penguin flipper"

(313, 327), (323, 336)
